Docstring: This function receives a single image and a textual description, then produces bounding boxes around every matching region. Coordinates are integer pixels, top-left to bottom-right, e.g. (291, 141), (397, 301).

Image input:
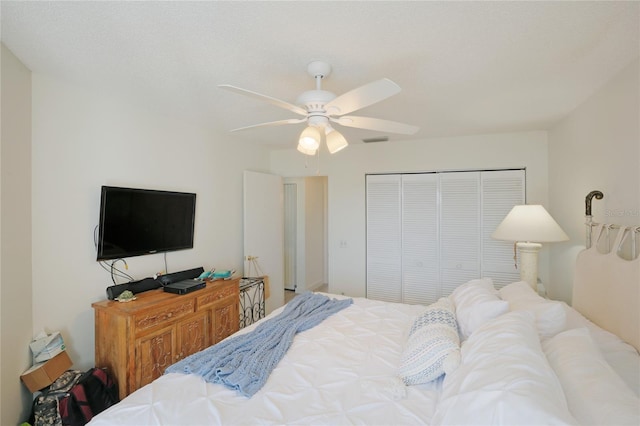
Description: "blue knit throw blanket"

(165, 292), (353, 397)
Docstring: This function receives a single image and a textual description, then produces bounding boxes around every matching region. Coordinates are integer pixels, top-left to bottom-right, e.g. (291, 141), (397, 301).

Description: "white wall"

(304, 176), (326, 291)
(0, 43), (34, 424)
(271, 131), (549, 298)
(548, 58), (640, 303)
(31, 74), (271, 371)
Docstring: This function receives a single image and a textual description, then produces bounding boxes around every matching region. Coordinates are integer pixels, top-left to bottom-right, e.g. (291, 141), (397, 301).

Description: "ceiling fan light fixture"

(325, 128), (348, 154)
(298, 126), (321, 150)
(297, 143), (317, 156)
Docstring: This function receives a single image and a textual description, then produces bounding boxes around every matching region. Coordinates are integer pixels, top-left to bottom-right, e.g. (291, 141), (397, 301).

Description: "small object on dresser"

(210, 269), (235, 280)
(115, 290), (136, 302)
(163, 279), (206, 294)
(198, 269), (215, 280)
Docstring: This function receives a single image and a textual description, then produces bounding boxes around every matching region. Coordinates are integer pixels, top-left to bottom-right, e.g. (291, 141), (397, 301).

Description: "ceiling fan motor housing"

(296, 90), (336, 114)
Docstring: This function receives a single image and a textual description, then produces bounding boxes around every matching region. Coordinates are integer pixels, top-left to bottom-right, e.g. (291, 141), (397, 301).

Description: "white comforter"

(90, 296), (441, 426)
(90, 289), (640, 426)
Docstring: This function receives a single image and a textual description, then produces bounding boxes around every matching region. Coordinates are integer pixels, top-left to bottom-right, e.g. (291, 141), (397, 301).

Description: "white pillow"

(498, 280), (540, 301)
(398, 297), (461, 385)
(499, 281), (566, 337)
(450, 278), (509, 340)
(543, 327), (640, 425)
(432, 310), (576, 425)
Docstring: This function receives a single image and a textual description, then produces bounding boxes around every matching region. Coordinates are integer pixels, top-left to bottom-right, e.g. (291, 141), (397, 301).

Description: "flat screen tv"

(96, 186), (196, 261)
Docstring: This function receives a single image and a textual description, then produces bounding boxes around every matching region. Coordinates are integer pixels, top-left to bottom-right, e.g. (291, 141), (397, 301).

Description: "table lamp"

(491, 205), (568, 289)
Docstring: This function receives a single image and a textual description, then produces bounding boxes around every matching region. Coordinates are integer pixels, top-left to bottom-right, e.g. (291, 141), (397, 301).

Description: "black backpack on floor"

(30, 370), (83, 426)
(30, 367), (119, 426)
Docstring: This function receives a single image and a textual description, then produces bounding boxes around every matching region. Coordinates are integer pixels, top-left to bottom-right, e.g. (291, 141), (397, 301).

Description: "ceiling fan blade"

(230, 118), (306, 132)
(324, 79), (401, 115)
(219, 85), (308, 116)
(332, 116), (419, 135)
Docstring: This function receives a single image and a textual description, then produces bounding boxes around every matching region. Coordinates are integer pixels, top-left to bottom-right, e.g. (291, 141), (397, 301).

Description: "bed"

(89, 193), (640, 426)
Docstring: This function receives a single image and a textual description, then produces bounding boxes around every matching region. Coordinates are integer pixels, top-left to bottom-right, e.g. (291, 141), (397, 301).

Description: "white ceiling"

(2, 1), (638, 149)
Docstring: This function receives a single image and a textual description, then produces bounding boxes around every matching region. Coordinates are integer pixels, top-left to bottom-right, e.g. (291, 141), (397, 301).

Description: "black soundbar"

(106, 277), (161, 300)
(156, 267), (204, 286)
(105, 267), (204, 300)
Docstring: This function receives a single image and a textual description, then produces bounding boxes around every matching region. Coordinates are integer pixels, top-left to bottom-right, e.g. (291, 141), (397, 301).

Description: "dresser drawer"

(134, 299), (195, 333)
(197, 281), (238, 308)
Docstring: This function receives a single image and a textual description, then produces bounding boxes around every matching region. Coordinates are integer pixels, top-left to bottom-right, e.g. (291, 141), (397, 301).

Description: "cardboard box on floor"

(20, 350), (72, 392)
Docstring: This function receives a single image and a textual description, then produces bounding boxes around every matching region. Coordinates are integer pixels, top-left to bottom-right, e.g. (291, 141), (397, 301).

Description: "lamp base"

(516, 242), (542, 290)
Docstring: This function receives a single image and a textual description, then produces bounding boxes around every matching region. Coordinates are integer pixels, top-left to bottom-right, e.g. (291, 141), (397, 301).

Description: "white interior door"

(243, 171), (284, 315)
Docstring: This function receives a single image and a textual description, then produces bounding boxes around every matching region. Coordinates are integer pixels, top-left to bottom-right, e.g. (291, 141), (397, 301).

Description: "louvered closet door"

(481, 170), (525, 288)
(439, 172), (481, 297)
(402, 174), (439, 305)
(366, 169), (525, 305)
(366, 175), (402, 302)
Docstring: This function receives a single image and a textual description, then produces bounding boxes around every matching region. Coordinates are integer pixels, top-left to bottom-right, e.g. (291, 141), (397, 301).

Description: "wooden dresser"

(92, 278), (239, 398)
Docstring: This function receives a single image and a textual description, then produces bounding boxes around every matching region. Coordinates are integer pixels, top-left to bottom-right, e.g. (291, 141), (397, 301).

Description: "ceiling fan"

(219, 61), (419, 155)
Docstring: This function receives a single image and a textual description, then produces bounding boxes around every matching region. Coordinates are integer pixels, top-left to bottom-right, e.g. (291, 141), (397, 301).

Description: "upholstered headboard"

(572, 191), (640, 352)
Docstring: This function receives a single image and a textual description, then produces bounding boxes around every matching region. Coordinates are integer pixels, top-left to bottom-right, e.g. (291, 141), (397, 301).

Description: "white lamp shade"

(298, 126), (321, 150)
(325, 128), (348, 154)
(492, 205), (569, 242)
(297, 143), (317, 156)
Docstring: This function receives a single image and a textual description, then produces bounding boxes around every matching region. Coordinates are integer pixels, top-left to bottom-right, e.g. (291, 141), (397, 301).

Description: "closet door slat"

(481, 170), (525, 288)
(402, 174), (439, 305)
(439, 172), (481, 297)
(366, 175), (402, 302)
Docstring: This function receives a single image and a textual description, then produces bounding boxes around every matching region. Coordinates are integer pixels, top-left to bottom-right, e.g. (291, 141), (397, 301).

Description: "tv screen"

(97, 186), (196, 261)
